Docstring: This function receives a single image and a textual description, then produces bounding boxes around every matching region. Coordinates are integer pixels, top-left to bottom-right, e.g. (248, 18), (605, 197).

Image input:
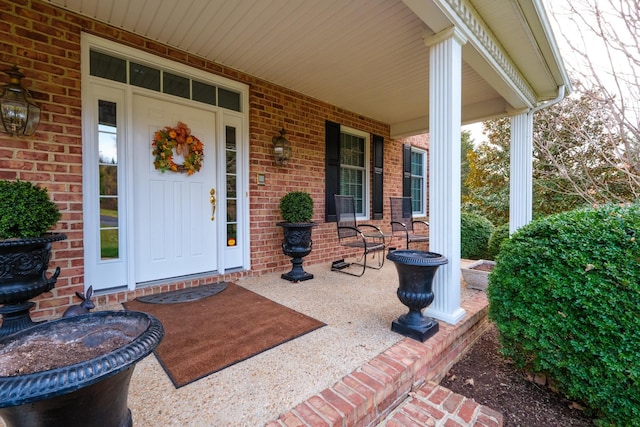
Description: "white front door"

(132, 94), (218, 283)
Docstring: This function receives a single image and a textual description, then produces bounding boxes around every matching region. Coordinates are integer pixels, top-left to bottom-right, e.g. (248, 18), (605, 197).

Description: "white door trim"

(81, 34), (250, 292)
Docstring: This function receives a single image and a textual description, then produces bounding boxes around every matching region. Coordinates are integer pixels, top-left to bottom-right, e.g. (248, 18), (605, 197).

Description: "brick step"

(378, 382), (502, 427)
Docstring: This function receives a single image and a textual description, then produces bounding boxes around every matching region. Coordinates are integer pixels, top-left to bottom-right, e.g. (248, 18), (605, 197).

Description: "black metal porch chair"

(331, 194), (386, 277)
(390, 196), (429, 249)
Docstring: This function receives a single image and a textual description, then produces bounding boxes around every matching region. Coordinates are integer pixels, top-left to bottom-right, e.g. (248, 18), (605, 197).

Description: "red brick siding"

(0, 0), (429, 319)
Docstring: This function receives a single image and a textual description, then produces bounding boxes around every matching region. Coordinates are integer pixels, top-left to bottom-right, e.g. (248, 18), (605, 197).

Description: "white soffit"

(45, 0), (567, 136)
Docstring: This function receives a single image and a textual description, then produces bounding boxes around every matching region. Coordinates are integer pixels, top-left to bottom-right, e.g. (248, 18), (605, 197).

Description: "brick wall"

(0, 0), (429, 319)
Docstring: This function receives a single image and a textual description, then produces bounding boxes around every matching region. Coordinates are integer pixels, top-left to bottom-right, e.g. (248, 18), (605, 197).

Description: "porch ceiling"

(46, 0), (570, 138)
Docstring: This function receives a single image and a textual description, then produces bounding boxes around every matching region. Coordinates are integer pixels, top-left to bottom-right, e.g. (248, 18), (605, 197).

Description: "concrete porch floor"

(122, 259), (500, 426)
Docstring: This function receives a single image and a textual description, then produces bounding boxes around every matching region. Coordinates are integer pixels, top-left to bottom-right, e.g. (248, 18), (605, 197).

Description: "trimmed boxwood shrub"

(461, 211), (493, 259)
(488, 203), (640, 426)
(279, 191), (314, 223)
(0, 180), (61, 239)
(486, 223), (510, 260)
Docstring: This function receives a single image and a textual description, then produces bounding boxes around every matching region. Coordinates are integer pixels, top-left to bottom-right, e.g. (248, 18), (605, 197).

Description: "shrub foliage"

(488, 203), (640, 425)
(486, 223), (510, 260)
(279, 191), (314, 223)
(461, 211), (493, 259)
(0, 180), (61, 239)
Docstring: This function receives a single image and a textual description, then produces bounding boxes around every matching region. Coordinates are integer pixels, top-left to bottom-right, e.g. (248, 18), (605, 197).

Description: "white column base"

(425, 306), (467, 325)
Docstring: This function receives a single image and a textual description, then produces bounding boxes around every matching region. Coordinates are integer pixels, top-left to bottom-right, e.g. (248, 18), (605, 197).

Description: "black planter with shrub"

(277, 191), (317, 282)
(0, 180), (67, 337)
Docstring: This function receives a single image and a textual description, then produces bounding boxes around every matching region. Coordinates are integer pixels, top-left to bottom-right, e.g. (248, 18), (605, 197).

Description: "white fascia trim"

(531, 0), (573, 95)
(434, 0), (537, 107)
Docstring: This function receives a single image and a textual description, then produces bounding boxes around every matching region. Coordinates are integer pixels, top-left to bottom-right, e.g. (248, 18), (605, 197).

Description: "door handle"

(210, 188), (216, 221)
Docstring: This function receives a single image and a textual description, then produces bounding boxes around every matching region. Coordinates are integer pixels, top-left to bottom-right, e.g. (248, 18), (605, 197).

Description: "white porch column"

(423, 28), (466, 325)
(509, 112), (534, 234)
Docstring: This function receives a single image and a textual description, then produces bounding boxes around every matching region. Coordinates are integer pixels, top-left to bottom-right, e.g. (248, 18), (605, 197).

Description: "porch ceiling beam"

(390, 96), (508, 139)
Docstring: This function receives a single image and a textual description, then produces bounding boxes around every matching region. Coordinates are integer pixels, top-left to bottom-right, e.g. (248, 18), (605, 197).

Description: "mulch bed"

(439, 323), (596, 426)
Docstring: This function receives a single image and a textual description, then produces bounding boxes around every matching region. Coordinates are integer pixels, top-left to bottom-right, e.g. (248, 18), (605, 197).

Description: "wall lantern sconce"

(0, 65), (41, 137)
(272, 128), (292, 166)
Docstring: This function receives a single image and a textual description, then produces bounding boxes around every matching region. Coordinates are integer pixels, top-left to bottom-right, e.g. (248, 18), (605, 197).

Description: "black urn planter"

(0, 310), (164, 427)
(0, 233), (67, 337)
(387, 250), (448, 342)
(277, 222), (317, 282)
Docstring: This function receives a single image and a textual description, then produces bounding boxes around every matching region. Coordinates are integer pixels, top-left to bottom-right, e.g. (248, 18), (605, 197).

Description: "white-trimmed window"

(339, 127), (370, 217)
(410, 147), (427, 216)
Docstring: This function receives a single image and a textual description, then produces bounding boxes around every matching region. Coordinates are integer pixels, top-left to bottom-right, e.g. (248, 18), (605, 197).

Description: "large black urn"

(387, 250), (448, 342)
(0, 233), (67, 337)
(0, 311), (164, 427)
(277, 222), (317, 282)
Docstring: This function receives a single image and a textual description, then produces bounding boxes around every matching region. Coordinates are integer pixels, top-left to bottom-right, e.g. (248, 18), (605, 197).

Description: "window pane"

(227, 199), (237, 222)
(411, 151), (423, 175)
(90, 51), (126, 83)
(226, 224), (237, 246)
(163, 72), (190, 99)
(411, 178), (423, 210)
(225, 149), (236, 174)
(98, 100), (117, 127)
(99, 164), (118, 195)
(100, 197), (118, 227)
(226, 126), (236, 148)
(98, 125), (117, 164)
(226, 175), (237, 198)
(340, 168), (364, 214)
(193, 80), (216, 105)
(340, 133), (365, 167)
(100, 229), (119, 259)
(130, 62), (160, 91)
(218, 88), (241, 111)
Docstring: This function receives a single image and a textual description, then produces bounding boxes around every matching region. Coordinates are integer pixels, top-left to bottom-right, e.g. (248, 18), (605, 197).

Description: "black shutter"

(402, 143), (411, 197)
(325, 120), (341, 222)
(372, 134), (384, 220)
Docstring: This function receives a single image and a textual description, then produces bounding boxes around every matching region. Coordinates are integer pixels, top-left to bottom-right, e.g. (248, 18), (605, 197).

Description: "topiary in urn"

(277, 191), (317, 282)
(0, 180), (67, 336)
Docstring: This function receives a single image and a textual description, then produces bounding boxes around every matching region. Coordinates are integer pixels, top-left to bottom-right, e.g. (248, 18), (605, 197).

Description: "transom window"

(89, 50), (241, 112)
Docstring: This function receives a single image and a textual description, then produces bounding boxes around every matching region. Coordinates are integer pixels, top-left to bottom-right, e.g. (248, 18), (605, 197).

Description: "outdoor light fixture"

(0, 65), (41, 137)
(272, 128), (292, 166)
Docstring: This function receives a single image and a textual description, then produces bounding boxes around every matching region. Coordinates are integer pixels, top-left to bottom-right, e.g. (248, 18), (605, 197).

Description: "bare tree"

(541, 0), (640, 203)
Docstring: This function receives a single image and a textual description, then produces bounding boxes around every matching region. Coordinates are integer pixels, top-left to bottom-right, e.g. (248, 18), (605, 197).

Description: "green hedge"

(486, 223), (510, 260)
(488, 203), (640, 426)
(461, 212), (493, 259)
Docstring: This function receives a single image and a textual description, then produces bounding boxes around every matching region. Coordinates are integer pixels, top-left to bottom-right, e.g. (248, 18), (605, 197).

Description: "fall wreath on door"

(152, 121), (204, 175)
